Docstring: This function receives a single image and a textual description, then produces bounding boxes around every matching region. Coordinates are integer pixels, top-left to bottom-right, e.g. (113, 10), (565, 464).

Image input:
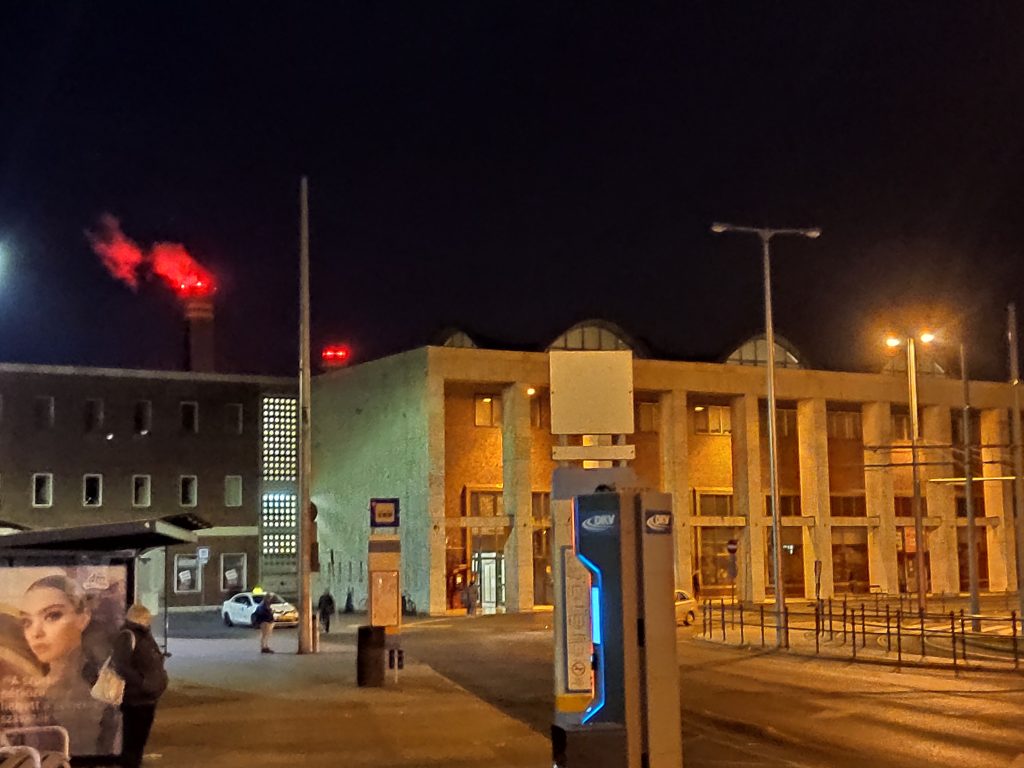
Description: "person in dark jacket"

(254, 593), (276, 653)
(111, 603), (167, 768)
(316, 590), (336, 633)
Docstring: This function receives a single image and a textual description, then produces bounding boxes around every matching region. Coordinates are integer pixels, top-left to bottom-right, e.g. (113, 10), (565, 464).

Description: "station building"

(312, 320), (1020, 615)
(0, 363), (298, 611)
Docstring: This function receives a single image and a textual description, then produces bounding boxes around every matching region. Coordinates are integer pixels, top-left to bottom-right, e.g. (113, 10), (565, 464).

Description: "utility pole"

(1009, 304), (1024, 614)
(960, 344), (980, 631)
(906, 337), (928, 613)
(297, 176), (314, 654)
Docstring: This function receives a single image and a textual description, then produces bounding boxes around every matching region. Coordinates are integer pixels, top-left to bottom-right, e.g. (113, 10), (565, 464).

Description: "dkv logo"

(645, 512), (672, 534)
(581, 513), (617, 533)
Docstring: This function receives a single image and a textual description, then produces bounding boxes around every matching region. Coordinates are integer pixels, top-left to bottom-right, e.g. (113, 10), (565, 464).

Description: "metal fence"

(701, 597), (1022, 671)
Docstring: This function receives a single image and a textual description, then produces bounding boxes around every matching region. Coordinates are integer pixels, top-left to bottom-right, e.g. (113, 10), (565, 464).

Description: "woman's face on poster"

(19, 586), (89, 665)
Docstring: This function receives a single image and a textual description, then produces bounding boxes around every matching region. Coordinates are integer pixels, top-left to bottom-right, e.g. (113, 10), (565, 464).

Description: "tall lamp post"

(959, 343), (981, 631)
(884, 333), (933, 614)
(710, 222), (821, 647)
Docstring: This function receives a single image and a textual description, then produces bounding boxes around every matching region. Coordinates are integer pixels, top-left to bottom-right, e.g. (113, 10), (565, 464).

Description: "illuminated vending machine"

(552, 489), (682, 768)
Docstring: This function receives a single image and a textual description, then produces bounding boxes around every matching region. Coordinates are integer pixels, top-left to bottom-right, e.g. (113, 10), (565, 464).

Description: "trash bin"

(356, 625), (386, 687)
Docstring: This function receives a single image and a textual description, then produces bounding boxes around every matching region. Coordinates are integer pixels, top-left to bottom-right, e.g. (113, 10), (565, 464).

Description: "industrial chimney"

(183, 295), (215, 372)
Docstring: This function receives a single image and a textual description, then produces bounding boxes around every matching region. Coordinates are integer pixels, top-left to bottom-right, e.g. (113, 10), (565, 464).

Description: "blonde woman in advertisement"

(19, 574), (117, 755)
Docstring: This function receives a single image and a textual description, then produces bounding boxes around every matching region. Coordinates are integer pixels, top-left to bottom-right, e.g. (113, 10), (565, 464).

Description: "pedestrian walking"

(111, 604), (168, 768)
(317, 589), (336, 633)
(466, 574), (478, 616)
(254, 593), (276, 654)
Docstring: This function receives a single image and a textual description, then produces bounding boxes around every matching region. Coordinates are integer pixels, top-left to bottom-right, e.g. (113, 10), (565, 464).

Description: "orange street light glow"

(919, 331), (935, 344)
(885, 336), (902, 348)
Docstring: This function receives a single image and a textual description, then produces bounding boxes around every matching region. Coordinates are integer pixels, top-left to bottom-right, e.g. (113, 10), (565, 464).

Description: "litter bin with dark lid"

(356, 625), (386, 687)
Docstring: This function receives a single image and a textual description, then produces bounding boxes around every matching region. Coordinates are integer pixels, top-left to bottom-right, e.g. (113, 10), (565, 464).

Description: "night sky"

(2, 4), (1024, 380)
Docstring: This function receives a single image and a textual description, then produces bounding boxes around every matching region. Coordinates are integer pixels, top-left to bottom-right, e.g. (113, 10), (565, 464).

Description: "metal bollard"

(842, 604), (847, 644)
(828, 598), (834, 640)
(919, 609), (926, 659)
(815, 602), (820, 654)
(950, 612), (957, 670)
(760, 604), (765, 647)
(959, 609), (967, 663)
(720, 599), (726, 642)
(1013, 610), (1019, 671)
(896, 609), (903, 667)
(861, 604), (866, 648)
(886, 605), (891, 653)
(783, 606), (790, 650)
(851, 610), (857, 659)
(739, 602), (745, 645)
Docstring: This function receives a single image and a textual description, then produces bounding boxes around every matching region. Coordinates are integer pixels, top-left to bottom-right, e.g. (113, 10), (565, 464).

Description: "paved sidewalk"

(148, 633), (548, 768)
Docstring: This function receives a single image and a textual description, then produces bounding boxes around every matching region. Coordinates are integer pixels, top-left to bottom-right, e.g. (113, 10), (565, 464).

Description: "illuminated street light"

(919, 331), (936, 344)
(710, 222), (820, 647)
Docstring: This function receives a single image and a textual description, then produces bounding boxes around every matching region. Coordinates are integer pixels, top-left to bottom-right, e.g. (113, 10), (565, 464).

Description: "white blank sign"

(549, 350), (634, 436)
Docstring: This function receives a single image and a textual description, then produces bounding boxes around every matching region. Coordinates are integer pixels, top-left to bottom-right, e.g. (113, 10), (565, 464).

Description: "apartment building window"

(82, 474), (102, 507)
(224, 475), (243, 507)
(766, 494), (802, 517)
(180, 475), (198, 507)
(32, 473), (53, 507)
(180, 401), (199, 433)
(697, 492), (733, 516)
(466, 488), (504, 517)
(892, 413), (912, 441)
(221, 553), (247, 592)
(830, 495), (867, 517)
(174, 554), (201, 594)
(134, 401), (152, 435)
(894, 496), (928, 517)
(474, 395), (502, 427)
(34, 396), (55, 430)
(694, 405), (731, 435)
(530, 396), (550, 429)
(827, 411), (863, 441)
(637, 401), (660, 433)
(225, 403), (243, 435)
(84, 399), (104, 433)
(132, 475), (151, 507)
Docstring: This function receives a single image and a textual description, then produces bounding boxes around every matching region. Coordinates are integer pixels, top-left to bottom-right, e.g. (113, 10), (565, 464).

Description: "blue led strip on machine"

(575, 551), (606, 724)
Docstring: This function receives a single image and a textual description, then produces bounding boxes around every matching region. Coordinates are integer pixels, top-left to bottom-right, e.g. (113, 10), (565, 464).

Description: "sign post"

(726, 539), (738, 605)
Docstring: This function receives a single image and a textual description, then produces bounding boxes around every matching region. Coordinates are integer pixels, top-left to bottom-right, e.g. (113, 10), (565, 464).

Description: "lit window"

(694, 405), (731, 435)
(262, 397), (297, 481)
(224, 475), (242, 507)
(32, 473), (53, 507)
(180, 475), (198, 507)
(132, 475), (151, 507)
(530, 395), (550, 429)
(82, 474), (102, 507)
(174, 554), (201, 594)
(697, 493), (733, 516)
(532, 491), (551, 522)
(466, 489), (504, 517)
(261, 492), (298, 556)
(474, 395), (502, 427)
(181, 401), (199, 433)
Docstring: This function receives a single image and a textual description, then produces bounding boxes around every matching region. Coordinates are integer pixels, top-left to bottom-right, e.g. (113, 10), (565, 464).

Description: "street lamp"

(711, 222), (821, 647)
(884, 332), (934, 615)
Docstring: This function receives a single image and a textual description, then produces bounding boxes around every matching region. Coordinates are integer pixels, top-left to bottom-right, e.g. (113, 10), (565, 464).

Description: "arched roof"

(433, 327), (478, 349)
(724, 334), (805, 369)
(547, 319), (646, 357)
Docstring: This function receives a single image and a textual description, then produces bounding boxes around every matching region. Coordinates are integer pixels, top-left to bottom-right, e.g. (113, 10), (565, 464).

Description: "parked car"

(221, 591), (299, 627)
(674, 589), (697, 626)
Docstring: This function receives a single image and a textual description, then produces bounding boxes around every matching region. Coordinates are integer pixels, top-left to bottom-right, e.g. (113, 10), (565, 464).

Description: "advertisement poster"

(0, 564), (128, 757)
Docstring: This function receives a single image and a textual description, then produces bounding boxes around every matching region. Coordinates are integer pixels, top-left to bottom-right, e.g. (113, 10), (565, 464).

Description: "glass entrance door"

(472, 552), (505, 614)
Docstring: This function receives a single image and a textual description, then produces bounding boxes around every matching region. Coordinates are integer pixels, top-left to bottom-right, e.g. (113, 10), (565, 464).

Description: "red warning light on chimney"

(321, 344), (352, 368)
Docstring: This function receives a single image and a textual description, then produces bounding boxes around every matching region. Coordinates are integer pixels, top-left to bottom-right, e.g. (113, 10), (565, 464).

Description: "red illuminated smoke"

(86, 215), (215, 298)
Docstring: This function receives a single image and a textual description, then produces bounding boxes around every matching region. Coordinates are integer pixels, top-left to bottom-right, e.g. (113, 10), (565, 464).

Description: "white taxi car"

(674, 589), (697, 626)
(222, 591), (299, 627)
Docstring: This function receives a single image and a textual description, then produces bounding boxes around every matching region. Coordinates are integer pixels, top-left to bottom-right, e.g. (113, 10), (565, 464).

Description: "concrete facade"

(312, 342), (1022, 615)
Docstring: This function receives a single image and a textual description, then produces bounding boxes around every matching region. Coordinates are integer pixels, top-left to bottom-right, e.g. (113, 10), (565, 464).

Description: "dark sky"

(2, 3), (1024, 379)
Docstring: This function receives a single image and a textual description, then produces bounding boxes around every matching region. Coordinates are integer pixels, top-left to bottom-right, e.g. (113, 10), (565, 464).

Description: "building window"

(221, 553), (247, 592)
(766, 494), (802, 516)
(777, 409), (797, 438)
(261, 492), (298, 555)
(466, 488), (504, 517)
(174, 554), (201, 594)
(180, 475), (198, 507)
(32, 473), (53, 507)
(827, 411), (862, 441)
(892, 413), (912, 441)
(581, 434), (613, 469)
(134, 401), (152, 435)
(82, 474), (102, 507)
(132, 475), (151, 507)
(180, 401), (199, 433)
(225, 403), (243, 435)
(637, 401), (660, 433)
(34, 396), (55, 430)
(531, 491), (551, 522)
(83, 399), (104, 433)
(530, 396), (550, 429)
(694, 405), (731, 435)
(262, 397), (298, 481)
(224, 475), (243, 507)
(697, 492), (733, 516)
(474, 395), (502, 427)
(955, 495), (986, 517)
(894, 496), (928, 517)
(830, 495), (867, 517)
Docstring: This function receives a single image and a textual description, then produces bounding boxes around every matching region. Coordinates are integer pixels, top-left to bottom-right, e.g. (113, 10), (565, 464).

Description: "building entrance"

(471, 551), (505, 614)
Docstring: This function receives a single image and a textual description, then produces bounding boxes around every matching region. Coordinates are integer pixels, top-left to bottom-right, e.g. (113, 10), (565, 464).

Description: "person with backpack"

(254, 593), (276, 654)
(316, 589), (336, 633)
(111, 603), (167, 768)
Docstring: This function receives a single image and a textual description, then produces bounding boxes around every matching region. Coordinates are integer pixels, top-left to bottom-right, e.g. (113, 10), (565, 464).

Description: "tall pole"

(297, 176), (314, 654)
(907, 337), (928, 612)
(761, 233), (786, 645)
(1008, 304), (1024, 612)
(960, 343), (980, 631)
